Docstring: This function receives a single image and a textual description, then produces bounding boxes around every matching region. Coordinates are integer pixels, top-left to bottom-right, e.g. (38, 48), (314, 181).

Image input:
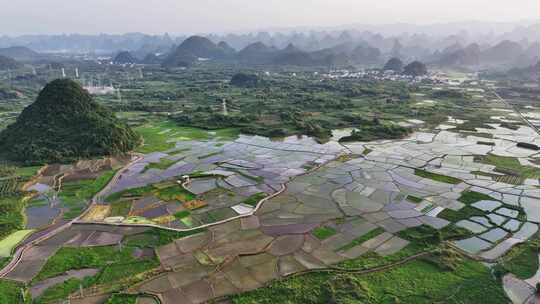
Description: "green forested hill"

(0, 79), (141, 164)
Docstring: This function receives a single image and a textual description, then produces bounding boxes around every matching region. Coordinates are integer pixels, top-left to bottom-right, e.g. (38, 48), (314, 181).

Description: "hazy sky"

(2, 0), (540, 35)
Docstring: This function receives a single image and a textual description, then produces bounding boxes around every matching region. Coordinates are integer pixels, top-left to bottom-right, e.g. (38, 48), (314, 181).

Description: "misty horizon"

(3, 0), (540, 36)
(1, 19), (540, 37)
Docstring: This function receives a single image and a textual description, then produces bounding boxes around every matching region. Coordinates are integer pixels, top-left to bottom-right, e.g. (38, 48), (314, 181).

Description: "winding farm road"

(0, 150), (292, 278)
(0, 154), (143, 278)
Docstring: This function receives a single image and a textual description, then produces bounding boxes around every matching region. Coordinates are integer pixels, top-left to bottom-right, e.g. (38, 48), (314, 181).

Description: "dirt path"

(0, 154), (143, 278)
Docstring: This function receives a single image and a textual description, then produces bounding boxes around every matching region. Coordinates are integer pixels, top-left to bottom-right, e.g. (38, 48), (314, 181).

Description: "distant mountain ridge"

(162, 36), (384, 67)
(152, 32), (540, 69)
(3, 20), (538, 53)
(3, 26), (540, 69)
(114, 51), (138, 64)
(0, 46), (40, 61)
(433, 40), (539, 68)
(162, 36), (235, 67)
(499, 60), (540, 81)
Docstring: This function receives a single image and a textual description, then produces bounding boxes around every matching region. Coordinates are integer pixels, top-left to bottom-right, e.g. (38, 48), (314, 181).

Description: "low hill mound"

(237, 42), (279, 64)
(0, 79), (141, 164)
(114, 51), (137, 64)
(0, 46), (40, 61)
(403, 61), (428, 76)
(162, 36), (234, 67)
(437, 43), (480, 67)
(384, 57), (404, 72)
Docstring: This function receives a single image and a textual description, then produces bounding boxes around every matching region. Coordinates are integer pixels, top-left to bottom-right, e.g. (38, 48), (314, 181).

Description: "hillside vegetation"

(0, 79), (141, 164)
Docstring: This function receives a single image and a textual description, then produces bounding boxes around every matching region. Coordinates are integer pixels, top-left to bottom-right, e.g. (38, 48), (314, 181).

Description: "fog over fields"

(2, 0), (540, 35)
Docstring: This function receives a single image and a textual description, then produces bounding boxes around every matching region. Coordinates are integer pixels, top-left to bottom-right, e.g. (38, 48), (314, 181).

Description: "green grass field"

(439, 190), (525, 223)
(14, 166), (42, 179)
(231, 213), (493, 303)
(33, 242), (161, 303)
(173, 210), (191, 219)
(0, 195), (26, 239)
(457, 191), (493, 205)
(110, 200), (132, 217)
(59, 170), (116, 219)
(406, 195), (423, 203)
(104, 294), (138, 304)
(414, 169), (463, 185)
(0, 229), (33, 257)
(478, 154), (540, 179)
(36, 277), (93, 304)
(155, 185), (195, 202)
(496, 233), (540, 279)
(33, 246), (137, 282)
(123, 228), (207, 248)
(0, 279), (28, 304)
(337, 228), (384, 252)
(142, 158), (177, 172)
(104, 185), (154, 203)
(242, 192), (268, 207)
(230, 256), (507, 304)
(312, 226), (337, 240)
(105, 183), (194, 207)
(0, 165), (42, 239)
(134, 121), (239, 154)
(438, 191), (492, 222)
(438, 206), (485, 223)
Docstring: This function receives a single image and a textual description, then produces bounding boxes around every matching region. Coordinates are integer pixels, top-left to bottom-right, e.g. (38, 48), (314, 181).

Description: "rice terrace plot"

(4, 72), (540, 303)
(10, 3), (540, 302)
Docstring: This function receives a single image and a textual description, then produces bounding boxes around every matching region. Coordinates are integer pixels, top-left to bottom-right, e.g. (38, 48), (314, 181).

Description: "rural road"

(0, 154), (143, 278)
(0, 151), (287, 278)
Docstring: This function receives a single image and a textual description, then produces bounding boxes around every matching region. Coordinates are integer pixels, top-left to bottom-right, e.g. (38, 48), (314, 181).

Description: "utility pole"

(117, 85), (122, 103)
(7, 69), (12, 88)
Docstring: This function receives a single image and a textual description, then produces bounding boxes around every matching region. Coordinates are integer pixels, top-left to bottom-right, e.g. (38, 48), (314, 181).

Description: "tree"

(383, 57), (403, 72)
(403, 61), (428, 77)
(0, 79), (141, 164)
(230, 73), (260, 88)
